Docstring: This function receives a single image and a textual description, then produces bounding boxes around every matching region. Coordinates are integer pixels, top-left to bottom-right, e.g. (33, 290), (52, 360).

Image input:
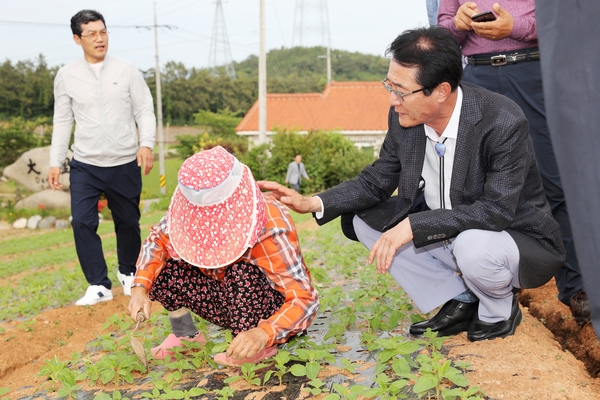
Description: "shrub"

(241, 130), (376, 193)
(174, 132), (248, 160)
(0, 117), (52, 169)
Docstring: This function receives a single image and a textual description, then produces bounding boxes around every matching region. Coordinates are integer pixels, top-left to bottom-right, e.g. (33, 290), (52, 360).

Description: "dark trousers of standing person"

(536, 0), (600, 337)
(69, 158), (142, 290)
(462, 58), (582, 305)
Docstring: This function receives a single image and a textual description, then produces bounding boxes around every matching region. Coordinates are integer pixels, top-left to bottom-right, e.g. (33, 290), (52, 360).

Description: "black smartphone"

(471, 10), (497, 22)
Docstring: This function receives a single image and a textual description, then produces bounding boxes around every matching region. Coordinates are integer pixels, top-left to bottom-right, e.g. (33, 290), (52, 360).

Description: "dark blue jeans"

(69, 158), (142, 289)
(463, 59), (582, 305)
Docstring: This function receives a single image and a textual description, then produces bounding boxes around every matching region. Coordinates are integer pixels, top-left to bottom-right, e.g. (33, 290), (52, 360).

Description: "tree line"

(0, 46), (389, 123)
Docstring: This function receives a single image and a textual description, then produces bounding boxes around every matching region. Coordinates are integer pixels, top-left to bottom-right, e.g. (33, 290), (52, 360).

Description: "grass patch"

(141, 157), (184, 199)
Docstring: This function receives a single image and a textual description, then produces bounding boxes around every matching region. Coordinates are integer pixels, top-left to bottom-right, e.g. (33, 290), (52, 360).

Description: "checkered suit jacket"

(317, 82), (565, 289)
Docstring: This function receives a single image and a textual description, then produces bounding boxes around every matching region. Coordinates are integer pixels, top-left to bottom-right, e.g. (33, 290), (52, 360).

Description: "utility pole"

(135, 6), (175, 195)
(317, 45), (332, 84)
(258, 0), (267, 144)
(153, 3), (166, 194)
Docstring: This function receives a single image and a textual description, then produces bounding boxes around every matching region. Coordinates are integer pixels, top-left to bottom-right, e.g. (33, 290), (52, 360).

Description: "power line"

(0, 20), (143, 28)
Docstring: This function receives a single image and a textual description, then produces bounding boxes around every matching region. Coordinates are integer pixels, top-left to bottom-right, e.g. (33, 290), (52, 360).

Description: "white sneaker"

(117, 271), (135, 296)
(75, 285), (113, 306)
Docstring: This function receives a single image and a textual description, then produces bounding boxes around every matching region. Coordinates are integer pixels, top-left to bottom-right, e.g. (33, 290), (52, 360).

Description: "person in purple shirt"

(438, 1), (590, 325)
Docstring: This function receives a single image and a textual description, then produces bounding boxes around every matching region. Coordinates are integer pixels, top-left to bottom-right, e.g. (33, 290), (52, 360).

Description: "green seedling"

(422, 328), (448, 351)
(141, 371), (176, 397)
(289, 348), (335, 395)
(441, 385), (486, 400)
(57, 382), (82, 399)
(413, 350), (470, 399)
(324, 321), (347, 343)
(224, 362), (268, 386)
(163, 354), (196, 381)
(363, 373), (409, 400)
(263, 350), (290, 385)
(17, 318), (36, 332)
(359, 330), (378, 345)
(304, 378), (327, 396)
(93, 390), (130, 400)
(102, 314), (130, 331)
(213, 386), (236, 400)
(339, 357), (356, 374)
(95, 353), (143, 386)
(384, 309), (405, 332)
(211, 329), (233, 354)
(188, 339), (219, 369)
(139, 388), (163, 399)
(367, 335), (424, 374)
(326, 383), (370, 400)
(37, 356), (76, 391)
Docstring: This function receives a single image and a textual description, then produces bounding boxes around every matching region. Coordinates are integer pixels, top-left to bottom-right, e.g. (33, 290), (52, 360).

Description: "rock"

(13, 218), (27, 229)
(55, 219), (70, 229)
(15, 190), (71, 210)
(2, 146), (73, 192)
(0, 221), (10, 230)
(38, 216), (57, 229)
(27, 215), (43, 229)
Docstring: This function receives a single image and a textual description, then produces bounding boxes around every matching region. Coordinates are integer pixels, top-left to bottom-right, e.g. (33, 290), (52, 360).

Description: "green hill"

(0, 48), (389, 124)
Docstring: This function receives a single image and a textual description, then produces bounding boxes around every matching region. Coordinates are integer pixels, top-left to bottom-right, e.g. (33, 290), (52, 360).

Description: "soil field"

(1, 218), (600, 399)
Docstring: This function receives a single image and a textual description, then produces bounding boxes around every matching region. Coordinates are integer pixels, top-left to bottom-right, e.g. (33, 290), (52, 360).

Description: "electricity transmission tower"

(293, 0), (332, 83)
(292, 0), (331, 48)
(208, 0), (236, 80)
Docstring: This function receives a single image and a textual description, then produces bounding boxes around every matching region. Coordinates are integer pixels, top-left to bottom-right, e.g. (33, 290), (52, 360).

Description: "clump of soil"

(521, 281), (600, 377)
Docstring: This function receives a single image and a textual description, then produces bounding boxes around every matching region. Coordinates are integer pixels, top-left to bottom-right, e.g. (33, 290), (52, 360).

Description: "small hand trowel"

(130, 311), (148, 369)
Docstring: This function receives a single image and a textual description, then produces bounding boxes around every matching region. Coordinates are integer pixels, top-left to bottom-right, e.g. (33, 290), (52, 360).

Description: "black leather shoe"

(409, 299), (479, 337)
(467, 294), (522, 342)
(570, 289), (591, 326)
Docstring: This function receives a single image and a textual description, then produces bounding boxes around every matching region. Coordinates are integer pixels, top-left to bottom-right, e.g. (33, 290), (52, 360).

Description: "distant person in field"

(48, 9), (156, 306)
(285, 154), (310, 192)
(259, 26), (565, 342)
(127, 146), (319, 367)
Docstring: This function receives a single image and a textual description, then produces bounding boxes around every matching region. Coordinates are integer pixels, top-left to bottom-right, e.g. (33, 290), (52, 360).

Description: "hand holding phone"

(471, 10), (497, 22)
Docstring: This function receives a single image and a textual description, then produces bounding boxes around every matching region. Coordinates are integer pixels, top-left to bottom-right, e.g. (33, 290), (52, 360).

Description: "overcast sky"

(1, 0), (429, 71)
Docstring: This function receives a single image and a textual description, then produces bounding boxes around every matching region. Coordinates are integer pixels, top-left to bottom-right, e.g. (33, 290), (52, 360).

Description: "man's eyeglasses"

(80, 30), (109, 40)
(381, 79), (427, 102)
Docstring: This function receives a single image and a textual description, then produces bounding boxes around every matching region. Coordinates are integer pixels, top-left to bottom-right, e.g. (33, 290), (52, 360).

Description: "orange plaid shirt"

(133, 194), (319, 346)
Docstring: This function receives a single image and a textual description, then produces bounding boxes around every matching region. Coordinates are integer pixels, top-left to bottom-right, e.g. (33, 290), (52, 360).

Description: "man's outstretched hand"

(257, 181), (321, 214)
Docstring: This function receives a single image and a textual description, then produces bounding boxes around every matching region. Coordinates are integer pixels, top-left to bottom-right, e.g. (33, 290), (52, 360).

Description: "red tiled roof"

(235, 81), (390, 132)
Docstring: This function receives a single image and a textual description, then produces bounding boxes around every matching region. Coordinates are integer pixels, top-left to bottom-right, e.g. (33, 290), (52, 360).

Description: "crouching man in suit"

(259, 26), (565, 341)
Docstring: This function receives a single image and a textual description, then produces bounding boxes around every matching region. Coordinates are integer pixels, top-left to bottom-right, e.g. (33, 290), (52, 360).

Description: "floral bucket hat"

(168, 146), (267, 269)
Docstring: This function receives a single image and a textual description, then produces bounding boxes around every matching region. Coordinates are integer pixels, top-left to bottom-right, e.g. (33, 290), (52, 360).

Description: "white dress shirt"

(421, 87), (463, 210)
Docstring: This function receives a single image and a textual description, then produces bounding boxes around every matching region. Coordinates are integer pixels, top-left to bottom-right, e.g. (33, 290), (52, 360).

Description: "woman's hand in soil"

(127, 287), (152, 321)
(226, 327), (270, 359)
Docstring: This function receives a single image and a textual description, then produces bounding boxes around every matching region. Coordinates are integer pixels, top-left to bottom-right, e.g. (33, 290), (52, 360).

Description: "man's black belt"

(467, 48), (540, 67)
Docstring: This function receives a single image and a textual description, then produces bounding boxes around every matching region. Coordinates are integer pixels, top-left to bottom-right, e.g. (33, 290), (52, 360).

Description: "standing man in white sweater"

(48, 9), (156, 306)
